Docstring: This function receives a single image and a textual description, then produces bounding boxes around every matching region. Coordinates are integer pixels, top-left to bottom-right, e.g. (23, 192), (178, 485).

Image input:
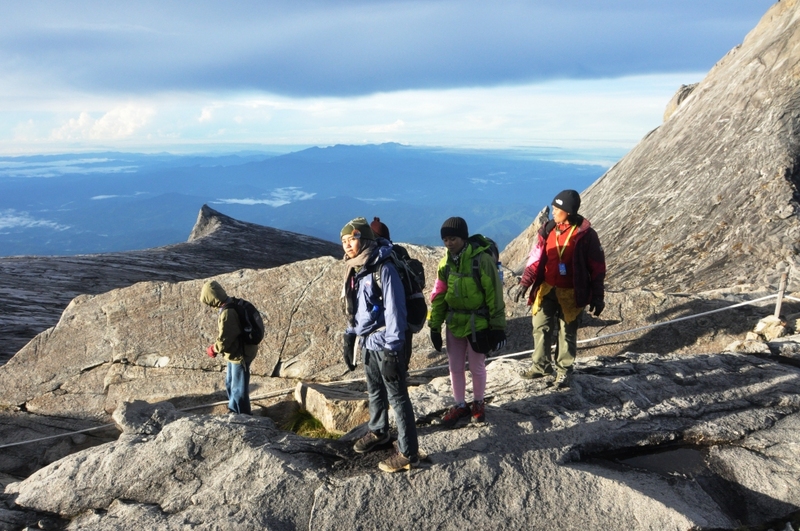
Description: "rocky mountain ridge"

(581, 0), (800, 293)
(0, 205), (342, 364)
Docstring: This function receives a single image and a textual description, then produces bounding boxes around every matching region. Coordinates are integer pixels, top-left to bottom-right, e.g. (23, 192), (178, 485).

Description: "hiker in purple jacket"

(341, 217), (420, 473)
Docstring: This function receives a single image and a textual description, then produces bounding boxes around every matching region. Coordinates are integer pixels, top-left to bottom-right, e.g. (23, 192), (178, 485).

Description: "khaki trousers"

(531, 288), (580, 376)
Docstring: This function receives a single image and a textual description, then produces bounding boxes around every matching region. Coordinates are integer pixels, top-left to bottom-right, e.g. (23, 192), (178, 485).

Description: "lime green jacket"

(429, 241), (506, 338)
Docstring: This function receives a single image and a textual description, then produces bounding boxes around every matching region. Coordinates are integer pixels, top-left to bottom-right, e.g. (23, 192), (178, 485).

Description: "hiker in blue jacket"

(341, 217), (420, 473)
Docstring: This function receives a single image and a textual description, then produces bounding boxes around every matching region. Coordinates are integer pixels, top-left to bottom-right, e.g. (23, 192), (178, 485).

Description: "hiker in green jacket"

(428, 217), (506, 428)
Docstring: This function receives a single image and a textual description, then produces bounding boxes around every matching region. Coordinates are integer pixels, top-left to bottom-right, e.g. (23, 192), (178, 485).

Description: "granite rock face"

(6, 352), (800, 530)
(0, 244), (444, 419)
(4, 240), (794, 426)
(581, 0), (800, 293)
(0, 205), (342, 363)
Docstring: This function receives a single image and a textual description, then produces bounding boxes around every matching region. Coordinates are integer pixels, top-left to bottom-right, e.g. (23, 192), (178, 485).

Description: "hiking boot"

(519, 367), (553, 380)
(440, 404), (471, 428)
(550, 372), (572, 390)
(393, 441), (429, 461)
(470, 400), (485, 423)
(378, 451), (419, 473)
(353, 431), (390, 454)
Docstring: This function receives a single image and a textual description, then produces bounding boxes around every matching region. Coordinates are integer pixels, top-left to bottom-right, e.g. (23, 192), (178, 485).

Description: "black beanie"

(552, 190), (581, 215)
(440, 216), (469, 240)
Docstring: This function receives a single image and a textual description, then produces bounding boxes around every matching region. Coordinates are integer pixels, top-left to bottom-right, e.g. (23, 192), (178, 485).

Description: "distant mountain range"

(0, 143), (606, 255)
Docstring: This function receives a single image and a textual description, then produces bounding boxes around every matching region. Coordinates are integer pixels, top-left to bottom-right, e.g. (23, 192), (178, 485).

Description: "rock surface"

(581, 0), (800, 293)
(0, 205), (342, 363)
(6, 352), (800, 530)
(0, 244), (444, 418)
(5, 240), (797, 425)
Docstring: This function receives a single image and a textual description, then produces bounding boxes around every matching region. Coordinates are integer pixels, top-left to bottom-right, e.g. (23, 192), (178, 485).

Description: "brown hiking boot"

(378, 451), (419, 473)
(550, 372), (572, 390)
(353, 431), (390, 453)
(519, 367), (553, 380)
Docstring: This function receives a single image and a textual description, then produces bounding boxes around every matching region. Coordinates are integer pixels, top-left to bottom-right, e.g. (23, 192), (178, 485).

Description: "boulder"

(754, 314), (789, 341)
(294, 382), (369, 434)
(663, 83), (698, 122)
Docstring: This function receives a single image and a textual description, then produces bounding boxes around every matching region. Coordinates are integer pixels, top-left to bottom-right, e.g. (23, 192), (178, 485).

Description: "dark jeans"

(226, 360), (251, 414)
(363, 348), (419, 458)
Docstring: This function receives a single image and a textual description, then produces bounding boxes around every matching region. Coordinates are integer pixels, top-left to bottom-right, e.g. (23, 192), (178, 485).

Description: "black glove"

(490, 329), (507, 351)
(342, 332), (357, 371)
(512, 283), (529, 303)
(381, 351), (400, 382)
(430, 330), (443, 352)
(588, 298), (605, 317)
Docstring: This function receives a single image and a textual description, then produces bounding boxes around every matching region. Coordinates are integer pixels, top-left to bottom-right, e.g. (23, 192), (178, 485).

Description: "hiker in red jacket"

(513, 190), (606, 390)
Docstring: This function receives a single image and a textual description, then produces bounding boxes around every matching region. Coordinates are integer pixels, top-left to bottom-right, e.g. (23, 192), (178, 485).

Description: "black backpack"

(226, 297), (265, 345)
(373, 244), (428, 333)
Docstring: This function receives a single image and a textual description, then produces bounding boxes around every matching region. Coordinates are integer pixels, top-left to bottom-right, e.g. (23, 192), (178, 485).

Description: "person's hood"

(368, 240), (394, 267)
(201, 280), (228, 308)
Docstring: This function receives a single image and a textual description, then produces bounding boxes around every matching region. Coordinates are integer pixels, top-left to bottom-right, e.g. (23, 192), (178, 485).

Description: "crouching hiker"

(201, 280), (258, 415)
(340, 217), (420, 473)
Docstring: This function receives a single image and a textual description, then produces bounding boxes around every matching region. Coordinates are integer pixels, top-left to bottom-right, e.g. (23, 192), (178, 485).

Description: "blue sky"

(0, 1), (776, 159)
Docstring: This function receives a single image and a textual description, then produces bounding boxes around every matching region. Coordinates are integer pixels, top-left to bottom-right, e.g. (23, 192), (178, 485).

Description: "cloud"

(214, 187), (316, 207)
(92, 105), (155, 138)
(0, 158), (137, 177)
(0, 72), (702, 158)
(0, 209), (69, 231)
(51, 104), (155, 140)
(0, 1), (775, 97)
(198, 107), (214, 122)
(368, 120), (405, 133)
(356, 197), (398, 203)
(0, 1), (776, 156)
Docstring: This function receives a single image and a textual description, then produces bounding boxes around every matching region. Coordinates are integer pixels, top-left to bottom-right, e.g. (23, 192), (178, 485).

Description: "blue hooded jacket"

(345, 240), (407, 353)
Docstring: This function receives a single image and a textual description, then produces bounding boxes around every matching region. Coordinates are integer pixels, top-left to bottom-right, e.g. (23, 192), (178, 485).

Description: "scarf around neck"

(341, 239), (378, 319)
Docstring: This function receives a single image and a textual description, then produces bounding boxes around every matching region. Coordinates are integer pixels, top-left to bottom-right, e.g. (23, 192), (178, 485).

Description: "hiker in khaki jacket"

(201, 280), (257, 414)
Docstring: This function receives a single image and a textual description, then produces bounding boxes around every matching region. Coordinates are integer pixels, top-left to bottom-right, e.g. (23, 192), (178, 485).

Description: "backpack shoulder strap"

(372, 262), (385, 294)
(472, 254), (486, 298)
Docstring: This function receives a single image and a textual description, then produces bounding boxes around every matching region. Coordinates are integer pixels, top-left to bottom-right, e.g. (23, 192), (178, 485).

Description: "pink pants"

(446, 329), (487, 404)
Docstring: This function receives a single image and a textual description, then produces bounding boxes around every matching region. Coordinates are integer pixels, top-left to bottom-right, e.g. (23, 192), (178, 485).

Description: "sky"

(0, 0), (777, 160)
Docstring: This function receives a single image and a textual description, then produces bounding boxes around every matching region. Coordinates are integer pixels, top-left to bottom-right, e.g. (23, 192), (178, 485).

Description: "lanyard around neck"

(556, 225), (576, 262)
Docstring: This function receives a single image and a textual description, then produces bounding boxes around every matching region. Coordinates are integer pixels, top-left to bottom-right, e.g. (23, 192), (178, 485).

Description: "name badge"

(558, 262), (567, 276)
